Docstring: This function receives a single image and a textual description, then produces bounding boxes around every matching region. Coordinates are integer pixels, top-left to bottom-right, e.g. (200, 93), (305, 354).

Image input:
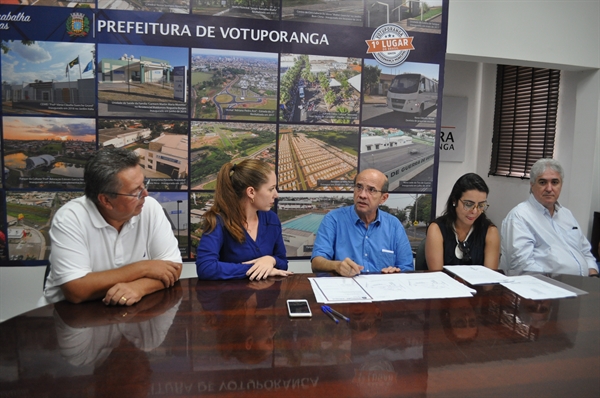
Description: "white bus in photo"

(386, 73), (438, 116)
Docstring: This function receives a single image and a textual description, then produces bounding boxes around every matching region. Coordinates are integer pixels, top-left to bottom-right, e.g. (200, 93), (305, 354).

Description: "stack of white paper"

(443, 265), (511, 285)
(500, 275), (578, 300)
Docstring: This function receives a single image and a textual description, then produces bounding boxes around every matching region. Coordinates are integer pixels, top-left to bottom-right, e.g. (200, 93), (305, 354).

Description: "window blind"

(489, 65), (560, 179)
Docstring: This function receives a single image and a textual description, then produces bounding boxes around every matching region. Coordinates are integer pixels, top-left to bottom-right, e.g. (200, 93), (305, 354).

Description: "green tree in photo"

(324, 90), (336, 110)
(408, 195), (432, 223)
(363, 65), (382, 94)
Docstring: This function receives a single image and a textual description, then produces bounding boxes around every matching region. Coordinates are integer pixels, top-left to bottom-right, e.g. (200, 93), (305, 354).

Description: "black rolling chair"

(415, 239), (428, 271)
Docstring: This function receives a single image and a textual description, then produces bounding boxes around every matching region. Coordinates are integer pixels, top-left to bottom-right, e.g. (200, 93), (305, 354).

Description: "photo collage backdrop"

(0, 0), (448, 265)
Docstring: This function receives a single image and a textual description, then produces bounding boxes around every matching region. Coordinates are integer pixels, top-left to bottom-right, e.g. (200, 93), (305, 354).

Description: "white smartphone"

(287, 299), (312, 318)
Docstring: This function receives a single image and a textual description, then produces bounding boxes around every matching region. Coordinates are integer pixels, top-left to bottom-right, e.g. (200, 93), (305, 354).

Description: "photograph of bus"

(361, 61), (439, 129)
(387, 73), (438, 116)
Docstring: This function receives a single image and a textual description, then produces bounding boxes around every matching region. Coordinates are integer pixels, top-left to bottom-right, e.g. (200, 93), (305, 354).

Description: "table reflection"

(54, 287), (182, 396)
(54, 287), (182, 368)
(194, 279), (281, 368)
(0, 274), (597, 397)
(440, 297), (478, 342)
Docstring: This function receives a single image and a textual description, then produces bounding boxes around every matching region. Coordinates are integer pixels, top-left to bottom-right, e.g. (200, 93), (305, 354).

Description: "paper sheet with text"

(310, 272), (476, 303)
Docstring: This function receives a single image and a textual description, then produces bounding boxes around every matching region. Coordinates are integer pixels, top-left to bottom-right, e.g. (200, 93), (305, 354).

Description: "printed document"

(500, 275), (578, 300)
(310, 272), (475, 303)
(443, 265), (511, 285)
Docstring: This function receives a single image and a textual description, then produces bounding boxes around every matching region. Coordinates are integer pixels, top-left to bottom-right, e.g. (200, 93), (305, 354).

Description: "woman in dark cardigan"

(425, 173), (500, 271)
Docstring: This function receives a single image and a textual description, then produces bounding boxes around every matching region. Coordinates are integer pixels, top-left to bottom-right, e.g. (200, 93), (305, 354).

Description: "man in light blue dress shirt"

(311, 169), (414, 276)
(500, 159), (599, 277)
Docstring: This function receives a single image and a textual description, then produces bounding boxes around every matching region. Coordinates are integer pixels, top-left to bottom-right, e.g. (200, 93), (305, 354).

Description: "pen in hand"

(323, 305), (350, 322)
(321, 306), (339, 324)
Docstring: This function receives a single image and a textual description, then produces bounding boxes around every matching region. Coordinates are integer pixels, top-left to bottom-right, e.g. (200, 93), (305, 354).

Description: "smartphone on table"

(287, 299), (312, 318)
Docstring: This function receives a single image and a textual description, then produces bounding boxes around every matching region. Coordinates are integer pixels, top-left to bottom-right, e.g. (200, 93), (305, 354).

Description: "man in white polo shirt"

(41, 148), (182, 306)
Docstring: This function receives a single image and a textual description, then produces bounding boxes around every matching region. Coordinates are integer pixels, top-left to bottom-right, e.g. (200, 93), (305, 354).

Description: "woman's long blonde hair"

(203, 159), (273, 243)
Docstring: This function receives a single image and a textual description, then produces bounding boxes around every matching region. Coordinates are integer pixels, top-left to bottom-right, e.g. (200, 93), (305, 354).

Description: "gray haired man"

(41, 148), (182, 306)
(500, 158), (598, 276)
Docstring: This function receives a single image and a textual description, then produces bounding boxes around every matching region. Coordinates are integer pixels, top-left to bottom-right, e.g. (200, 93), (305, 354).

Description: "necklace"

(453, 224), (473, 260)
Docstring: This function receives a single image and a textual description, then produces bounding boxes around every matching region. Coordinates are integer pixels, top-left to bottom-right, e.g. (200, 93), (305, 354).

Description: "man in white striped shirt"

(500, 158), (599, 277)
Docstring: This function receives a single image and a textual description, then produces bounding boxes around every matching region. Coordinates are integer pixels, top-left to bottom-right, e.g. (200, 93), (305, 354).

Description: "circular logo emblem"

(369, 24), (412, 68)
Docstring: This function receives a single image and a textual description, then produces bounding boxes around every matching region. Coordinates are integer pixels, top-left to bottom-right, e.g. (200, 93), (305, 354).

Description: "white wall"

(2, 0), (599, 322)
(0, 266), (46, 322)
(446, 0), (600, 71)
(439, 0), (600, 234)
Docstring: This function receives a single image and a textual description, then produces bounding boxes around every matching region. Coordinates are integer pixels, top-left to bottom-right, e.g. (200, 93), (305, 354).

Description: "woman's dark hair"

(203, 159), (273, 243)
(84, 148), (140, 206)
(443, 173), (492, 231)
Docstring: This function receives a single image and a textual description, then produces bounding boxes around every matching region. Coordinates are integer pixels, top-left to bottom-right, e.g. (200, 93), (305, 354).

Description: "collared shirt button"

(365, 253), (368, 257)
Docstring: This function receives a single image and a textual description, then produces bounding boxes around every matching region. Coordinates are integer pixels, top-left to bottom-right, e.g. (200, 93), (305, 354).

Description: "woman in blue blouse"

(196, 159), (292, 280)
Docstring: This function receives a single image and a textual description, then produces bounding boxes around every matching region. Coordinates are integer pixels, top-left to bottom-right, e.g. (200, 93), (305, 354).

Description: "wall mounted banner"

(0, 1), (448, 265)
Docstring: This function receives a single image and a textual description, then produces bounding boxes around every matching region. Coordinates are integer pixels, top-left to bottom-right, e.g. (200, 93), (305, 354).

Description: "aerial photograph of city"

(279, 54), (361, 124)
(277, 124), (358, 191)
(2, 116), (96, 189)
(191, 48), (278, 122)
(5, 191), (83, 262)
(190, 121), (276, 189)
(98, 119), (189, 190)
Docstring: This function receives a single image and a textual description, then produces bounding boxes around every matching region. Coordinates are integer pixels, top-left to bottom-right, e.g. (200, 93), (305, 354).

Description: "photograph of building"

(1, 41), (95, 116)
(97, 44), (188, 118)
(98, 119), (188, 189)
(360, 127), (435, 192)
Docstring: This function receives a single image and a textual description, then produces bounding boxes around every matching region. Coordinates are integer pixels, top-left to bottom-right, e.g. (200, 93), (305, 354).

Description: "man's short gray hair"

(529, 158), (564, 185)
(84, 148), (140, 206)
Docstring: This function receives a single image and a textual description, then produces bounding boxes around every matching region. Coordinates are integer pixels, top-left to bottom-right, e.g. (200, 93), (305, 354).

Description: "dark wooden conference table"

(0, 273), (598, 397)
